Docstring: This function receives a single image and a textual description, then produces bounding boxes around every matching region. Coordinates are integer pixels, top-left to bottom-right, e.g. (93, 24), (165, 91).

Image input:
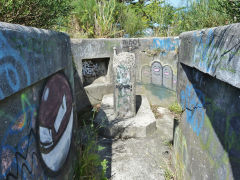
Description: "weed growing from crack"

(164, 167), (174, 180)
(168, 102), (182, 115)
(164, 140), (173, 148)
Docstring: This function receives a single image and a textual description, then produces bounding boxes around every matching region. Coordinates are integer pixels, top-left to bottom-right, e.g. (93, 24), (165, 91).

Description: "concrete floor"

(97, 107), (175, 180)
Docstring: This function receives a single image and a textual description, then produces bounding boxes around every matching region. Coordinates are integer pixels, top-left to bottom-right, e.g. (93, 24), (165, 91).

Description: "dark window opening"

(82, 57), (110, 86)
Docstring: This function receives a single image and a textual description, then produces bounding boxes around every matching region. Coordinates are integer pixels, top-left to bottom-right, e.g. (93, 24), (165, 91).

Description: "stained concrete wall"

(0, 22), (76, 179)
(4, 20), (240, 180)
(71, 37), (179, 111)
(0, 21), (179, 179)
(175, 23), (240, 179)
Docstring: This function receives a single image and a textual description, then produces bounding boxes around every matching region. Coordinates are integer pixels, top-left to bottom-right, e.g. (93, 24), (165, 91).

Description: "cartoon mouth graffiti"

(38, 73), (73, 172)
(152, 62), (162, 75)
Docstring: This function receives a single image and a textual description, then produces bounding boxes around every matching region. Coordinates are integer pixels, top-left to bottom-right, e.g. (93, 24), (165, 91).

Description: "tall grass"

(73, 106), (108, 180)
(69, 0), (121, 38)
(62, 0), (233, 38)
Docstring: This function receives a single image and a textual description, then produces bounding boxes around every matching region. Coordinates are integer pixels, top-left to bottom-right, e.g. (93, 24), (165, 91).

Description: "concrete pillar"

(113, 51), (136, 119)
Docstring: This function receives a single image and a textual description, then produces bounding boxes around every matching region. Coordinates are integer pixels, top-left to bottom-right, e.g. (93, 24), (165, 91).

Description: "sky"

(132, 0), (188, 8)
(167, 0), (187, 7)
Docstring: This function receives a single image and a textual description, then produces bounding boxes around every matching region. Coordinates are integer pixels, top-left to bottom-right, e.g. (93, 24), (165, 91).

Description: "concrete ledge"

(179, 23), (240, 89)
(156, 107), (174, 141)
(84, 83), (113, 105)
(95, 94), (156, 138)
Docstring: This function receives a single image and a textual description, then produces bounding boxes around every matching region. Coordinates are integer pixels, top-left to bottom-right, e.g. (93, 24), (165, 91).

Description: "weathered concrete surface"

(0, 22), (73, 101)
(98, 128), (175, 180)
(175, 23), (240, 180)
(179, 23), (240, 89)
(113, 52), (136, 118)
(71, 37), (179, 110)
(157, 107), (174, 142)
(0, 22), (76, 179)
(95, 94), (156, 138)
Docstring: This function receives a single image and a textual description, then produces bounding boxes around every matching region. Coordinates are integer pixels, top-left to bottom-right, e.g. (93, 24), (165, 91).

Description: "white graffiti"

(82, 61), (99, 76)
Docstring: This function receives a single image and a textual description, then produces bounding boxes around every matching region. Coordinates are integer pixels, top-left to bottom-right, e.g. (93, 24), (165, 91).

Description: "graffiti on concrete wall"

(0, 93), (46, 179)
(82, 61), (99, 77)
(38, 73), (73, 172)
(115, 64), (132, 114)
(0, 32), (31, 100)
(193, 28), (240, 74)
(151, 62), (163, 86)
(141, 62), (176, 91)
(113, 52), (135, 118)
(0, 73), (73, 179)
(82, 59), (109, 86)
(151, 37), (179, 56)
(180, 84), (205, 136)
(163, 65), (173, 89)
(178, 74), (240, 178)
(122, 39), (141, 51)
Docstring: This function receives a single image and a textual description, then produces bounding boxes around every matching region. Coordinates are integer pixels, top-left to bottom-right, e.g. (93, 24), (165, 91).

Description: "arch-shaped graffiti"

(141, 62), (175, 90)
(163, 65), (173, 89)
(0, 32), (30, 100)
(141, 65), (151, 84)
(151, 61), (162, 86)
(38, 73), (73, 173)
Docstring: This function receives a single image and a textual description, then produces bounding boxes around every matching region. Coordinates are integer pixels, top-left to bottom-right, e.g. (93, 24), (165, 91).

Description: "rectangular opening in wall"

(82, 57), (110, 86)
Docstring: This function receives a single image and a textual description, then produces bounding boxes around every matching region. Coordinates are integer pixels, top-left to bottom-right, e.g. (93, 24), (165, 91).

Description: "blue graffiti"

(0, 32), (31, 100)
(151, 38), (180, 56)
(0, 97), (37, 179)
(180, 84), (205, 136)
(193, 29), (216, 73)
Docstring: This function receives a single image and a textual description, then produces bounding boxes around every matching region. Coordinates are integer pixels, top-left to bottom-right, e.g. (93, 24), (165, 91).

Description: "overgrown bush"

(216, 0), (240, 23)
(71, 0), (122, 38)
(0, 0), (72, 29)
(119, 3), (148, 37)
(0, 0), (237, 37)
(171, 0), (230, 35)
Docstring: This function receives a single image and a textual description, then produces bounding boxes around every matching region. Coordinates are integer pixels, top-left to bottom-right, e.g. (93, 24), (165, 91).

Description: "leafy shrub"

(71, 0), (121, 38)
(0, 0), (72, 29)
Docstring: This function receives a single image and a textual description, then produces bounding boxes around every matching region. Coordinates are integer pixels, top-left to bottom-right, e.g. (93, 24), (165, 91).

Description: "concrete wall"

(71, 37), (179, 111)
(4, 20), (240, 180)
(175, 23), (240, 180)
(0, 21), (179, 179)
(0, 22), (76, 179)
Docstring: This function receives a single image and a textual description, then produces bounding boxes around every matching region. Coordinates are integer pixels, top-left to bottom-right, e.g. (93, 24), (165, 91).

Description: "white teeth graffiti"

(38, 73), (73, 172)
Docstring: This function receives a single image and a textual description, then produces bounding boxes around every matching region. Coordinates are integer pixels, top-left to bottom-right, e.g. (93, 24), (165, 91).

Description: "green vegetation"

(0, 0), (72, 28)
(74, 106), (108, 180)
(164, 140), (173, 148)
(0, 0), (239, 37)
(172, 0), (231, 35)
(168, 102), (182, 115)
(164, 167), (174, 180)
(217, 0), (240, 23)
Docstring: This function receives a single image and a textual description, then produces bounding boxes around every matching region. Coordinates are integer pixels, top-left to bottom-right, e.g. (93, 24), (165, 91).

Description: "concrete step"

(156, 107), (175, 142)
(95, 94), (156, 138)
